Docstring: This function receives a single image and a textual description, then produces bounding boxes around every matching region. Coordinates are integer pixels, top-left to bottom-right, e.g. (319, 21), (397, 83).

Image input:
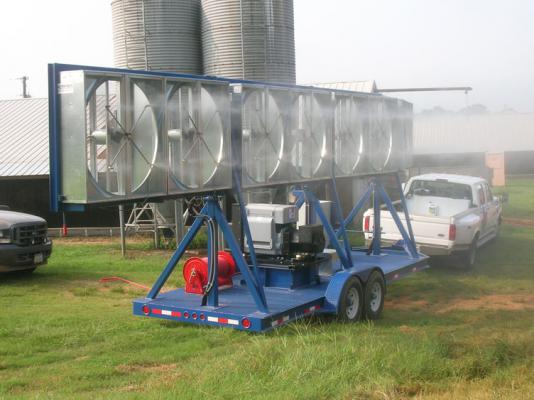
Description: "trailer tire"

(364, 271), (385, 320)
(337, 276), (364, 322)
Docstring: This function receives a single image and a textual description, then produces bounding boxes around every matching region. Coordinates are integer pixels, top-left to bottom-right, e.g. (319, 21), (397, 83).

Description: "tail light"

(449, 224), (457, 241)
(364, 215), (370, 232)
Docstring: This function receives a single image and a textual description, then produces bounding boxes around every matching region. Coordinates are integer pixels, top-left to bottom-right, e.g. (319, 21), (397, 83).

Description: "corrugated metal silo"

(111, 0), (202, 74)
(201, 0), (296, 84)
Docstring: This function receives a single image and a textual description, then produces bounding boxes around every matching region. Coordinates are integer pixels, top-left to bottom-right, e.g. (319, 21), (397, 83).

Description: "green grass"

(494, 177), (534, 219)
(0, 178), (533, 399)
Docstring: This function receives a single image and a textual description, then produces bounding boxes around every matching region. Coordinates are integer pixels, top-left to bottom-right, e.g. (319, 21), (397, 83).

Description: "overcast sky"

(1, 0), (532, 112)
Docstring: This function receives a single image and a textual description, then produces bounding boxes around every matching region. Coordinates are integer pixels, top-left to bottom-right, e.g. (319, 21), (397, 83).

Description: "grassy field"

(1, 179), (533, 399)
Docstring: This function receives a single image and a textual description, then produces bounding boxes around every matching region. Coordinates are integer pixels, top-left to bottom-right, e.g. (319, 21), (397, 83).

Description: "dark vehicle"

(0, 206), (52, 273)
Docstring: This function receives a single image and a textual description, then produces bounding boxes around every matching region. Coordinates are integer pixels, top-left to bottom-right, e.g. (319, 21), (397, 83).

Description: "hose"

(194, 214), (217, 305)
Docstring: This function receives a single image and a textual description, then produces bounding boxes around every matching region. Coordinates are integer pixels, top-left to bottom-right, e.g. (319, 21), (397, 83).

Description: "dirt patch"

(387, 294), (534, 313)
(437, 294), (534, 313)
(116, 363), (178, 374)
(503, 218), (534, 228)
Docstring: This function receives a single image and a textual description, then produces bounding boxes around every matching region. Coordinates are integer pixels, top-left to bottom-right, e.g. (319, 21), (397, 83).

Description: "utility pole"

(17, 76), (31, 98)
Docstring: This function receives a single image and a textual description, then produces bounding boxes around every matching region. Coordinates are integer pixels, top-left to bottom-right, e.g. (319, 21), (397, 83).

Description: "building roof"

(310, 80), (378, 94)
(0, 98), (49, 177)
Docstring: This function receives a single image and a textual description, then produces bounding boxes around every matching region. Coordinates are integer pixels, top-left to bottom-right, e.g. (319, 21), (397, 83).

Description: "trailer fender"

(324, 267), (376, 313)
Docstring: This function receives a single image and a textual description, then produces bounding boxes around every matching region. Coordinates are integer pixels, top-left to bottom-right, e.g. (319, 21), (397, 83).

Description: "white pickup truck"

(363, 174), (502, 268)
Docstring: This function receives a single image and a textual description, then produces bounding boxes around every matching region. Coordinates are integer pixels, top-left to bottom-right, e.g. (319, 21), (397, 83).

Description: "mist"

(0, 0), (533, 113)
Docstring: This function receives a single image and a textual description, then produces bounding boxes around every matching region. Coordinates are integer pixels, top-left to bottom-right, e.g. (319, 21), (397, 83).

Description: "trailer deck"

(133, 246), (428, 332)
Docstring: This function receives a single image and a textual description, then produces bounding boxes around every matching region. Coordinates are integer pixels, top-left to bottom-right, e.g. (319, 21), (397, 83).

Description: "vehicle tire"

(460, 237), (478, 269)
(337, 276), (364, 322)
(363, 271), (386, 320)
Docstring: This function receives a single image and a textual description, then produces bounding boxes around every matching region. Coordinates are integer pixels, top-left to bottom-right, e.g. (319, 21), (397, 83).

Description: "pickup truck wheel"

(460, 239), (478, 269)
(364, 271), (385, 320)
(338, 276), (364, 322)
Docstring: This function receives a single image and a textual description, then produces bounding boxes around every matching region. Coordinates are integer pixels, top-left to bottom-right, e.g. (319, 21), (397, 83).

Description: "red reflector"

(364, 215), (370, 232)
(184, 311), (189, 319)
(142, 305), (149, 315)
(242, 318), (251, 329)
(200, 313), (205, 321)
(449, 224), (457, 240)
(192, 313), (198, 320)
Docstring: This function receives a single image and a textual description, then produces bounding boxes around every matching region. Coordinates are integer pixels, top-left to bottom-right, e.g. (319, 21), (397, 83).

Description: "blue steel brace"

(146, 197), (269, 313)
(372, 180), (382, 256)
(293, 189), (352, 270)
(329, 177), (354, 268)
(230, 89), (267, 307)
(375, 185), (419, 258)
(205, 199), (218, 307)
(395, 174), (416, 245)
(336, 185), (373, 239)
(146, 204), (207, 300)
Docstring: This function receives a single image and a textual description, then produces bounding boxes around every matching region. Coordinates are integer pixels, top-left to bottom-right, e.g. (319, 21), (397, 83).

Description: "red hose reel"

(183, 251), (237, 294)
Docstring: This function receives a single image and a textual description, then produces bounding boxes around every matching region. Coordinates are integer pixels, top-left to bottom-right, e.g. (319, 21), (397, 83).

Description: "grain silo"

(111, 0), (202, 74)
(201, 0), (296, 84)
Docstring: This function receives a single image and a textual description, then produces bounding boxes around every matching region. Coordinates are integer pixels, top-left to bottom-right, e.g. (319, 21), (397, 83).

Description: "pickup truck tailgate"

(369, 211), (453, 248)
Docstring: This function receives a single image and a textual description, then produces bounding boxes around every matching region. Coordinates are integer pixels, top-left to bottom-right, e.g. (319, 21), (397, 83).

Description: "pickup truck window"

(407, 180), (473, 201)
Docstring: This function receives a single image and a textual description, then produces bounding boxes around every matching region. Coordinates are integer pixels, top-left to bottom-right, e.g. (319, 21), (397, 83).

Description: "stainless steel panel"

(333, 94), (367, 176)
(166, 79), (231, 193)
(368, 97), (394, 172)
(288, 90), (333, 180)
(241, 85), (288, 185)
(58, 70), (233, 205)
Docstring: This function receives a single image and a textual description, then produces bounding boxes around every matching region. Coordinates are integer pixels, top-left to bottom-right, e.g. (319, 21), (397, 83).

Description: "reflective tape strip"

(304, 305), (321, 314)
(151, 309), (181, 318)
(207, 316), (239, 326)
(271, 315), (290, 327)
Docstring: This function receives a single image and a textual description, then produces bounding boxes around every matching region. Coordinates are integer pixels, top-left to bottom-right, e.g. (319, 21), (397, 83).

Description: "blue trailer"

(133, 177), (428, 332)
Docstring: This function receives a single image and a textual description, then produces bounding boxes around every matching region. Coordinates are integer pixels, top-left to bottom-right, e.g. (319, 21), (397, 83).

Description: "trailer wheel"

(364, 271), (385, 320)
(338, 276), (364, 322)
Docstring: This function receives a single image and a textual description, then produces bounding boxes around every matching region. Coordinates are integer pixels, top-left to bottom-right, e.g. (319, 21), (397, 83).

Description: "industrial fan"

(289, 92), (331, 179)
(85, 75), (164, 198)
(368, 98), (393, 172)
(334, 95), (365, 176)
(241, 87), (285, 184)
(166, 80), (230, 193)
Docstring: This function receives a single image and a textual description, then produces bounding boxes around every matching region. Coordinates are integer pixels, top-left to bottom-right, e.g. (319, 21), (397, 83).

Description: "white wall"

(413, 112), (534, 155)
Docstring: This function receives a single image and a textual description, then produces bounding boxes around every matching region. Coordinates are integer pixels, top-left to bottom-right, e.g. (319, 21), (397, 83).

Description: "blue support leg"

(395, 173), (416, 245)
(372, 180), (382, 256)
(214, 207), (269, 313)
(206, 199), (219, 307)
(376, 184), (419, 258)
(146, 203), (208, 300)
(330, 178), (353, 268)
(336, 184), (373, 240)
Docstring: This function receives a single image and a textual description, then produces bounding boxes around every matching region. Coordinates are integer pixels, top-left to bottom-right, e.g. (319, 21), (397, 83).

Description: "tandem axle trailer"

(133, 177), (429, 332)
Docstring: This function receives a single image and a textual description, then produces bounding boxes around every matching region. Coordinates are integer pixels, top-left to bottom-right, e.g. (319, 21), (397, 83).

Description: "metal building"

(413, 110), (534, 154)
(201, 0), (296, 84)
(111, 0), (202, 74)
